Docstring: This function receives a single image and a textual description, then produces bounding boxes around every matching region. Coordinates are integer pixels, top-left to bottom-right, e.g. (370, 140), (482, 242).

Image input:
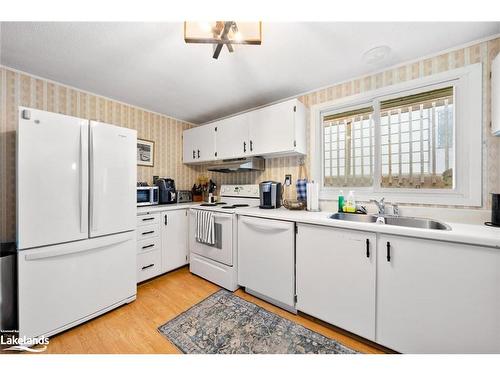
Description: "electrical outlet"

(285, 174), (292, 186)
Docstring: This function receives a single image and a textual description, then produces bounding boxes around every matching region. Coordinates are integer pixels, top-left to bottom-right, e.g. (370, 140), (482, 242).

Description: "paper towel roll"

(307, 181), (319, 211)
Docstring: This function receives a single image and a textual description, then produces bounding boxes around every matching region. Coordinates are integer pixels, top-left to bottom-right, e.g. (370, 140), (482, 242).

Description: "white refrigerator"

(17, 107), (137, 339)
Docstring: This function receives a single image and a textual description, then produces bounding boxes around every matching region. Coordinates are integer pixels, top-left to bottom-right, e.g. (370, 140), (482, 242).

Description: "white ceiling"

(1, 22), (498, 124)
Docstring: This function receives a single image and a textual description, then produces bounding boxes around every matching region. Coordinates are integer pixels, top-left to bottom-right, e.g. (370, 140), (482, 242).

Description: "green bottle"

(338, 190), (344, 213)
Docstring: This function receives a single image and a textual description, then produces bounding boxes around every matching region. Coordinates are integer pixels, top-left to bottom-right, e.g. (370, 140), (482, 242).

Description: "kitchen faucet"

(370, 197), (399, 216)
(370, 197), (386, 215)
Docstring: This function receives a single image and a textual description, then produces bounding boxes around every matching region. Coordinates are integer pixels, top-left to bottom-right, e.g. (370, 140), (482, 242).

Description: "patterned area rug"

(158, 289), (358, 354)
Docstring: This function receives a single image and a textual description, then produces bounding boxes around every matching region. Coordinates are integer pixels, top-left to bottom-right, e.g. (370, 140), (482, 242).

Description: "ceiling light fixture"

(184, 21), (262, 59)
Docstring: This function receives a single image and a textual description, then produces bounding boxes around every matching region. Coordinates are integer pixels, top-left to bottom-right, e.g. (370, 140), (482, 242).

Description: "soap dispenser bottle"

(344, 190), (356, 213)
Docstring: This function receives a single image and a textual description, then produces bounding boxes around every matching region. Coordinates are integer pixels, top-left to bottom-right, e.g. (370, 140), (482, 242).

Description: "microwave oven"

(137, 186), (159, 206)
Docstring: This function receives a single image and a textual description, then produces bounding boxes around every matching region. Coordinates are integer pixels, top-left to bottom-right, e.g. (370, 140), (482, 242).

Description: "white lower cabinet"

(296, 224), (376, 340)
(161, 209), (189, 272)
(136, 208), (189, 283)
(238, 216), (295, 310)
(377, 234), (500, 353)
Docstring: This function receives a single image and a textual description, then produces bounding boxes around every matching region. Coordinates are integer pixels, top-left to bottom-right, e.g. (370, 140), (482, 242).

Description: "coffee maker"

(154, 176), (177, 204)
(259, 181), (282, 209)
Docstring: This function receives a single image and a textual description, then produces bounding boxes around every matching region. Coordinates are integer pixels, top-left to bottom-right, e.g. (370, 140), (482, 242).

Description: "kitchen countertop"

(137, 202), (199, 214)
(236, 207), (500, 249)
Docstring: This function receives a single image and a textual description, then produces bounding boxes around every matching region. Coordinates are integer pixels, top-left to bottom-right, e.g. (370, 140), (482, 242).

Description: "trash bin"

(0, 242), (17, 332)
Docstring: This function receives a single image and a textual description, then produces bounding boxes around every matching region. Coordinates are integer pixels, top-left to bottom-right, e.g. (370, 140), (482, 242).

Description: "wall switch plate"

(285, 174), (292, 186)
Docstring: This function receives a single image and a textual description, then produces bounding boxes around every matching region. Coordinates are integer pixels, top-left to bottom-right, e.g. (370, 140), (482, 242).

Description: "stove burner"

(221, 206), (235, 209)
(215, 202), (227, 205)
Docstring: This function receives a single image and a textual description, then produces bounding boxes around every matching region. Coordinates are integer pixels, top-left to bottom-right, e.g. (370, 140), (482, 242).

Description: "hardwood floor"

(35, 267), (385, 354)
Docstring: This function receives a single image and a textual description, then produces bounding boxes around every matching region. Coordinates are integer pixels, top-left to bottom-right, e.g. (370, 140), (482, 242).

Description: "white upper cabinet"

(215, 113), (250, 159)
(182, 123), (217, 163)
(249, 99), (306, 157)
(182, 99), (306, 164)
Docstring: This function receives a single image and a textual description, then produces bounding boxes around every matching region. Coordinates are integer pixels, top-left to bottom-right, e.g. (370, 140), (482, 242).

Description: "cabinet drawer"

(137, 213), (160, 227)
(136, 237), (160, 254)
(137, 250), (162, 283)
(137, 224), (159, 240)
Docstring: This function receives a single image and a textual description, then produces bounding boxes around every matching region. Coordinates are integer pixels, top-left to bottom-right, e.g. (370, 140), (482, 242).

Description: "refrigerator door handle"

(90, 124), (97, 232)
(80, 123), (86, 233)
(24, 232), (134, 261)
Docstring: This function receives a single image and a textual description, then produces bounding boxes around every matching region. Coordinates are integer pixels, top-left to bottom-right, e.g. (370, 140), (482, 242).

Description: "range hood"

(207, 157), (265, 173)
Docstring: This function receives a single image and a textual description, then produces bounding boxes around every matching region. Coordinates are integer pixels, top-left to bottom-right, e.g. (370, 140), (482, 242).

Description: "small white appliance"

(189, 184), (260, 291)
(17, 107), (137, 340)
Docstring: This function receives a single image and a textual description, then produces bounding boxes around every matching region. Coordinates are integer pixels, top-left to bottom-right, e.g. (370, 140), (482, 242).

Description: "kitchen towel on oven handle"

(195, 210), (216, 245)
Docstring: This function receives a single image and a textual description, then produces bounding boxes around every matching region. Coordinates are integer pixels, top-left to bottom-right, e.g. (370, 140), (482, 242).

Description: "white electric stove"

(188, 184), (260, 290)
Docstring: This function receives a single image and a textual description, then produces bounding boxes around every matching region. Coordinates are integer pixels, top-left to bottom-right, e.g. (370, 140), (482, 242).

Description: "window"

(379, 87), (454, 189)
(323, 107), (374, 187)
(313, 63), (482, 206)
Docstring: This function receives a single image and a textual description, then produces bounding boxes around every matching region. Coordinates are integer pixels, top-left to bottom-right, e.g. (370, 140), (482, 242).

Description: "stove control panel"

(220, 184), (259, 198)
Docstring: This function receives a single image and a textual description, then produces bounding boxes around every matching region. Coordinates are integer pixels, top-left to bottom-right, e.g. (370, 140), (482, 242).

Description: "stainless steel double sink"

(329, 212), (451, 230)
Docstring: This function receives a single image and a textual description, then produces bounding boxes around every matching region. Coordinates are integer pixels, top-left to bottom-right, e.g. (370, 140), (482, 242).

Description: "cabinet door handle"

(386, 241), (391, 262)
(250, 140), (253, 152)
(142, 230), (154, 235)
(164, 214), (168, 225)
(366, 238), (370, 258)
(142, 264), (155, 270)
(192, 150), (196, 159)
(141, 244), (155, 250)
(142, 217), (154, 221)
(243, 141), (247, 152)
(197, 149), (200, 158)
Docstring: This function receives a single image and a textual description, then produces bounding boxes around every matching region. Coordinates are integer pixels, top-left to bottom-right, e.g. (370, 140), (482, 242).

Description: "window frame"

(311, 63), (483, 206)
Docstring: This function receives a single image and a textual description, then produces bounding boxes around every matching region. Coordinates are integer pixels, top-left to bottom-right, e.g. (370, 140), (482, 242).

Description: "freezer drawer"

(18, 232), (136, 339)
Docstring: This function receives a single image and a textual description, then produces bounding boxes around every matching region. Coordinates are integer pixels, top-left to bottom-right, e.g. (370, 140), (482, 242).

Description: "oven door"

(189, 210), (234, 266)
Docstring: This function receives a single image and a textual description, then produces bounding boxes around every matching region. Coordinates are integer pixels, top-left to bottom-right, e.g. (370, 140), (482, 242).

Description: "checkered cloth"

(296, 179), (308, 202)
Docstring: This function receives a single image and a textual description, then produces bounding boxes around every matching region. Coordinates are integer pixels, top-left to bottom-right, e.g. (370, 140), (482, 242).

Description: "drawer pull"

(142, 263), (155, 270)
(142, 217), (154, 221)
(386, 241), (391, 262)
(142, 230), (154, 235)
(366, 238), (370, 258)
(141, 244), (155, 250)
